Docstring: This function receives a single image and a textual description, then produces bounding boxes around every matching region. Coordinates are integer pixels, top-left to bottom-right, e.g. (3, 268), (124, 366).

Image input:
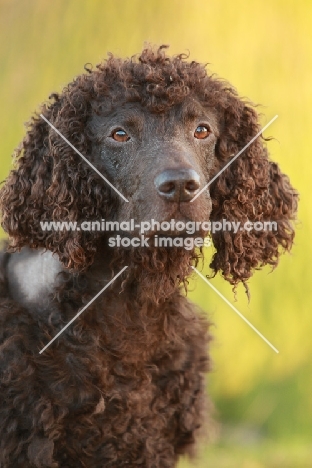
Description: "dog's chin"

(110, 243), (200, 303)
(113, 208), (212, 239)
(108, 229), (208, 240)
(146, 229), (208, 239)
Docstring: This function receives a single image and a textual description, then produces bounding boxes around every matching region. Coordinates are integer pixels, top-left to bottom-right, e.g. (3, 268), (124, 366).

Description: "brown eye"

(194, 125), (210, 139)
(111, 129), (130, 142)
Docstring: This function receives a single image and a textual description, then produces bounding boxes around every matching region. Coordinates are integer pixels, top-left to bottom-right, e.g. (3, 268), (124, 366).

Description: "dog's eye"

(111, 129), (130, 142)
(194, 125), (210, 139)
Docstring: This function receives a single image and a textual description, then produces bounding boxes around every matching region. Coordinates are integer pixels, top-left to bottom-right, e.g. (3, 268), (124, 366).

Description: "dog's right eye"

(111, 129), (130, 142)
(194, 125), (210, 139)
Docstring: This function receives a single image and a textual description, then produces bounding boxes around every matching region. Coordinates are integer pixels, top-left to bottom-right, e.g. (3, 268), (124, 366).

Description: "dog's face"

(0, 46), (298, 282)
(89, 98), (219, 234)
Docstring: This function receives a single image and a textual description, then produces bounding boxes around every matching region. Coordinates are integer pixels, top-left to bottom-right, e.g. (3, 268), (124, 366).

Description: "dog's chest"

(53, 352), (182, 465)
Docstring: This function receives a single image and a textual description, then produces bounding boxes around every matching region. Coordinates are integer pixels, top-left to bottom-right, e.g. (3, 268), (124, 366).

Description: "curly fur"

(0, 45), (297, 467)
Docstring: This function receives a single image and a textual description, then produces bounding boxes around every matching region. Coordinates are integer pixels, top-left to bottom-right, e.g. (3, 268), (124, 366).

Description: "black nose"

(154, 168), (201, 202)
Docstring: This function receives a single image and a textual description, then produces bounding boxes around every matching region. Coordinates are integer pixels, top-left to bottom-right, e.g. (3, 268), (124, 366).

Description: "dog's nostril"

(155, 169), (201, 202)
(159, 181), (176, 194)
(185, 179), (200, 192)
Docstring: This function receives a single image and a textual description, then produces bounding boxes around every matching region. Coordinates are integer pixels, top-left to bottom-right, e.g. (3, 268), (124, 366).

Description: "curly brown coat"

(0, 45), (297, 467)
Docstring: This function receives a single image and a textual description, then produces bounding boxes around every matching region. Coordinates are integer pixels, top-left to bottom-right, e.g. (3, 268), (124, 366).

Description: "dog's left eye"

(194, 125), (210, 139)
(111, 129), (130, 142)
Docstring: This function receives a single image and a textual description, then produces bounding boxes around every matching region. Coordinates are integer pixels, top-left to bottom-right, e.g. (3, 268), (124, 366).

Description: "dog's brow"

(179, 102), (218, 131)
(95, 112), (143, 138)
(180, 102), (205, 121)
(121, 114), (144, 131)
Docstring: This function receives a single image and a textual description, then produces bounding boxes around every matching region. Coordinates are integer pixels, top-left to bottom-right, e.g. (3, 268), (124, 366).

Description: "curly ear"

(209, 94), (298, 286)
(0, 87), (116, 271)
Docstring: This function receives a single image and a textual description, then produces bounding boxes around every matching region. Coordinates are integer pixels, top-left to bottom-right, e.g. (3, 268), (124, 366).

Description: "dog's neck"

(6, 244), (198, 360)
(6, 243), (197, 316)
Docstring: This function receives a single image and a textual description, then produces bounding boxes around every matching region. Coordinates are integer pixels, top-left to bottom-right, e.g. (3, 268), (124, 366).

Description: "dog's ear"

(0, 90), (115, 271)
(209, 95), (298, 286)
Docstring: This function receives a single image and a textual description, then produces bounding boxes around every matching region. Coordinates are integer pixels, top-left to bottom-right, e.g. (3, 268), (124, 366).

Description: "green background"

(0, 1), (311, 466)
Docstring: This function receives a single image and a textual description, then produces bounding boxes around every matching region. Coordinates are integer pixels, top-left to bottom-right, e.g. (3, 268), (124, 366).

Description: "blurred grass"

(0, 0), (311, 465)
(178, 439), (312, 467)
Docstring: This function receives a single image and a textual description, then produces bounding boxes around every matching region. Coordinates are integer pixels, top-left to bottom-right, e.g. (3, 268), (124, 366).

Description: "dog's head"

(0, 45), (298, 286)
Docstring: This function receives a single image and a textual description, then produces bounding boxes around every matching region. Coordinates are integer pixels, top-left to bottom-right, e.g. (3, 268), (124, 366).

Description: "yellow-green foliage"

(0, 0), (311, 464)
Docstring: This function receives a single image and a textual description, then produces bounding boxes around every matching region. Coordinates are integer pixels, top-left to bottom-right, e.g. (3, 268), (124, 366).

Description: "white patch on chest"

(7, 248), (62, 310)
